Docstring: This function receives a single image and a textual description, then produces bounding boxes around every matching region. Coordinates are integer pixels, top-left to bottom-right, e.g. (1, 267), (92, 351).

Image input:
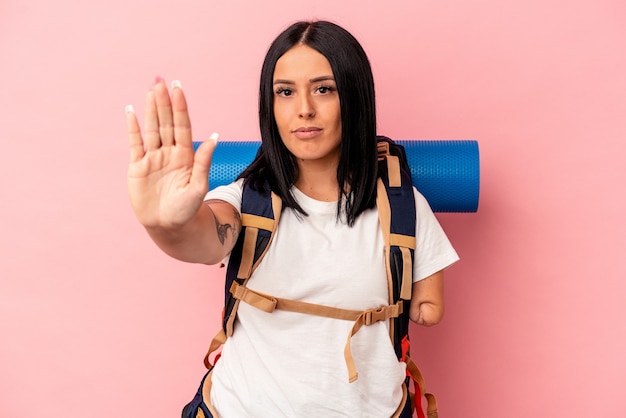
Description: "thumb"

(190, 132), (219, 194)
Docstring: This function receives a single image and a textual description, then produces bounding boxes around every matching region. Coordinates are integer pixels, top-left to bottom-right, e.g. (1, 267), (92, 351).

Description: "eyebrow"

(273, 75), (335, 85)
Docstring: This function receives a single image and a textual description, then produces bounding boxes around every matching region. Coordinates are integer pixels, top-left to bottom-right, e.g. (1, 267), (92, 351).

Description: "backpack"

(183, 137), (438, 418)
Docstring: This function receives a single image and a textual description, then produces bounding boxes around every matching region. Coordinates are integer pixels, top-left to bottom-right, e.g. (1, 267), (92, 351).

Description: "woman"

(126, 20), (458, 418)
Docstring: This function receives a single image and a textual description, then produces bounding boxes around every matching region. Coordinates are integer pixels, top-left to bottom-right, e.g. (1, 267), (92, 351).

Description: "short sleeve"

(413, 188), (460, 282)
(203, 179), (244, 213)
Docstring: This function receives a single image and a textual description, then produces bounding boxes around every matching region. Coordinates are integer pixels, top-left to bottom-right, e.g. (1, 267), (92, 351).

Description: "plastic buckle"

(364, 306), (387, 325)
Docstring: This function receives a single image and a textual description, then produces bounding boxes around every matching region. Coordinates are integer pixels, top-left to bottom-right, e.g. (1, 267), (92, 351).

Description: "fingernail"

(155, 75), (165, 85)
(209, 132), (220, 143)
(125, 104), (135, 113)
(171, 80), (182, 89)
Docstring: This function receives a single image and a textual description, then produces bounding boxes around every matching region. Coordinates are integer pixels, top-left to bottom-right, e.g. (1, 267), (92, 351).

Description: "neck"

(294, 159), (340, 202)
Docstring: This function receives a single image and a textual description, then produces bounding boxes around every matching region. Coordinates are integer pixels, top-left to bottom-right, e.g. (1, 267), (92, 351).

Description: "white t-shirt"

(204, 180), (459, 417)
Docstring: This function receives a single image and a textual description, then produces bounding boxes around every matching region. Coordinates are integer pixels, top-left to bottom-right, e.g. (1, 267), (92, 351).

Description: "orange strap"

(230, 281), (403, 383)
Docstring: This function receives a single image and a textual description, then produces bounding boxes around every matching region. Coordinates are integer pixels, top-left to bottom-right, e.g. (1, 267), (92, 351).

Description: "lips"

(292, 126), (323, 139)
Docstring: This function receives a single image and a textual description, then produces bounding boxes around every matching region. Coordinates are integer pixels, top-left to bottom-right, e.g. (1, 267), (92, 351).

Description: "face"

(273, 44), (342, 170)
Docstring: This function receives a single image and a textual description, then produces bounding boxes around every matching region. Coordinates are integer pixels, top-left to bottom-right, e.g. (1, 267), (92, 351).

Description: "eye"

(316, 85), (335, 94)
(275, 87), (293, 97)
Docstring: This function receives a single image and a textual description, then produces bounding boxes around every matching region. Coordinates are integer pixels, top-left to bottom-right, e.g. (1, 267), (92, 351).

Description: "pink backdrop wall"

(2, 0), (625, 416)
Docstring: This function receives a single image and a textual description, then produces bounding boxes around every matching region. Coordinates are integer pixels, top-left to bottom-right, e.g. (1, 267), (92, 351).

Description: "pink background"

(1, 0), (625, 416)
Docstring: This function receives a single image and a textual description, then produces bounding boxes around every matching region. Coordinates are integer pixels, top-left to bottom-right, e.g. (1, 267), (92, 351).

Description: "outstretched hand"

(126, 78), (218, 230)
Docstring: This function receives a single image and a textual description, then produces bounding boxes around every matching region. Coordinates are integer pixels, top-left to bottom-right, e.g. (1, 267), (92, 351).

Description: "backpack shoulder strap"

(376, 136), (416, 357)
(204, 179), (281, 368)
(377, 136), (439, 418)
(223, 179), (282, 336)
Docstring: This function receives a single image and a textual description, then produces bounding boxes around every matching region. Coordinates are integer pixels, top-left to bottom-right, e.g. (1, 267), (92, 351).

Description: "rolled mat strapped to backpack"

(193, 140), (480, 213)
(185, 138), (479, 417)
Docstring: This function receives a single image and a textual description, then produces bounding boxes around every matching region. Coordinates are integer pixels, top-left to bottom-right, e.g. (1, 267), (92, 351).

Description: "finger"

(154, 79), (174, 147)
(143, 87), (161, 151)
(190, 133), (219, 194)
(125, 105), (145, 162)
(171, 80), (193, 149)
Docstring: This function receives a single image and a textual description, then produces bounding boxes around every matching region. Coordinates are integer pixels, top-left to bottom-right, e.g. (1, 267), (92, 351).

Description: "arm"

(126, 78), (238, 265)
(144, 199), (241, 265)
(409, 270), (445, 326)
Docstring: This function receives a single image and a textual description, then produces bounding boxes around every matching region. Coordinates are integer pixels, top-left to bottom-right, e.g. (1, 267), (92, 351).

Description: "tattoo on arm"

(215, 221), (231, 245)
(212, 207), (241, 246)
(232, 207), (241, 242)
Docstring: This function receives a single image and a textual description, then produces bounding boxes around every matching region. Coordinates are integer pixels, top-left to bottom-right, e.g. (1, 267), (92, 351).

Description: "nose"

(298, 95), (315, 119)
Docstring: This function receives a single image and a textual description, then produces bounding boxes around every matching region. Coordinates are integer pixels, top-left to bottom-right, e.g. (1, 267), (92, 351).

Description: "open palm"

(126, 79), (217, 229)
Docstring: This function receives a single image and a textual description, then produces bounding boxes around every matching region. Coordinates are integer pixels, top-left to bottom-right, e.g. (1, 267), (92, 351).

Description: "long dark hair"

(239, 20), (378, 226)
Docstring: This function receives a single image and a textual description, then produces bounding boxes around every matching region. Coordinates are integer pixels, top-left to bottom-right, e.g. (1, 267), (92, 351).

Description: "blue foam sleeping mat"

(193, 140), (479, 213)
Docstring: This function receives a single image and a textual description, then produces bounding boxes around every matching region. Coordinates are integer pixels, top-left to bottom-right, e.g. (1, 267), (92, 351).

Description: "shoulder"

(204, 179), (244, 213)
(412, 187), (433, 213)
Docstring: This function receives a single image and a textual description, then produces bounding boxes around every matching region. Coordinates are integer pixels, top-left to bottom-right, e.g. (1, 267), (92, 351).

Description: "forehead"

(273, 44), (334, 80)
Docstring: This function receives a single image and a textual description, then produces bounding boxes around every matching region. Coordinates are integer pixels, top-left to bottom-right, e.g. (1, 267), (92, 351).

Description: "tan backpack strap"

(236, 193), (283, 279)
(230, 281), (403, 383)
(425, 393), (438, 418)
(344, 304), (403, 383)
(390, 233), (416, 249)
(203, 328), (227, 369)
(376, 178), (394, 303)
(240, 213), (275, 231)
(390, 382), (410, 418)
(231, 281), (368, 320)
(386, 155), (402, 187)
(399, 246), (414, 300)
(377, 141), (402, 187)
(376, 179), (415, 302)
(237, 226), (258, 279)
(226, 192), (283, 334)
(405, 355), (439, 418)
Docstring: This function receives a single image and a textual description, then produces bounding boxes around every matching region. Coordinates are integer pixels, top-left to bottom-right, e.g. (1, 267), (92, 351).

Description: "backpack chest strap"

(230, 281), (403, 383)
